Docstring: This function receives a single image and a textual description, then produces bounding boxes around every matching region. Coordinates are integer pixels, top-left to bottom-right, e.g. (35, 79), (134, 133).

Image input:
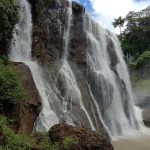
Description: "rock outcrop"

(32, 0), (65, 64)
(49, 123), (114, 150)
(14, 62), (41, 134)
(136, 96), (150, 127)
(142, 109), (150, 127)
(32, 0), (86, 68)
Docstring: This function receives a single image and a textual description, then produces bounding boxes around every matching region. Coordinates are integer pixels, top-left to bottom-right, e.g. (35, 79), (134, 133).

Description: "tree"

(114, 6), (150, 60)
(113, 6), (150, 81)
(112, 16), (125, 34)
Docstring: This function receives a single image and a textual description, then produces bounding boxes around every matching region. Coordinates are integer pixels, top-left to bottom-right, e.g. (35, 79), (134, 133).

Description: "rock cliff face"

(31, 0), (109, 138)
(31, 0), (86, 68)
(29, 0), (137, 138)
(14, 62), (41, 134)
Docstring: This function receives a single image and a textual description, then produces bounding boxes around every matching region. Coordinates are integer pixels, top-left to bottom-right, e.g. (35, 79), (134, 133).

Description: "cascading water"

(9, 0), (141, 137)
(57, 2), (95, 130)
(84, 13), (138, 136)
(9, 0), (59, 131)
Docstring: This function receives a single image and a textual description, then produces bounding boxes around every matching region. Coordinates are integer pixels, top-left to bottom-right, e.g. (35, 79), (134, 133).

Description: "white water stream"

(9, 0), (59, 131)
(59, 2), (95, 130)
(84, 13), (138, 136)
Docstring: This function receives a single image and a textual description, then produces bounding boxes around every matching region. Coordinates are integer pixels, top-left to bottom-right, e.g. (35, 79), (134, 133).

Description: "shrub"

(0, 116), (79, 150)
(35, 132), (54, 150)
(129, 51), (150, 81)
(0, 116), (35, 150)
(62, 136), (78, 150)
(0, 0), (18, 53)
(0, 61), (25, 107)
(129, 50), (150, 70)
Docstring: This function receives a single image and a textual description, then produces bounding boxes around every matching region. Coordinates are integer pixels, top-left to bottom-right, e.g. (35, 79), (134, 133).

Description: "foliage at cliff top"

(0, 58), (25, 108)
(113, 6), (150, 59)
(0, 0), (18, 54)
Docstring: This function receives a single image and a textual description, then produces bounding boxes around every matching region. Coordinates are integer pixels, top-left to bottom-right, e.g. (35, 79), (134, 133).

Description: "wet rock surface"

(32, 0), (68, 64)
(136, 96), (150, 127)
(142, 109), (150, 127)
(49, 123), (114, 150)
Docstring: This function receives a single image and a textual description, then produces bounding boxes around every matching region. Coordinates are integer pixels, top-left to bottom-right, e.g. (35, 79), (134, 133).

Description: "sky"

(74, 0), (150, 33)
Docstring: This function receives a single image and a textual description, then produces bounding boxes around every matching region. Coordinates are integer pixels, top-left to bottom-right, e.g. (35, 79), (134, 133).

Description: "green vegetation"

(0, 0), (18, 54)
(113, 6), (150, 60)
(62, 136), (78, 150)
(129, 51), (150, 70)
(112, 16), (125, 34)
(34, 132), (54, 150)
(0, 59), (25, 109)
(0, 116), (35, 150)
(0, 116), (78, 150)
(113, 6), (150, 82)
(0, 116), (54, 150)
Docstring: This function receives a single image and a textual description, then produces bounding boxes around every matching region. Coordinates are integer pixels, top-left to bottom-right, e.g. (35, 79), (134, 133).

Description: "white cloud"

(90, 0), (150, 33)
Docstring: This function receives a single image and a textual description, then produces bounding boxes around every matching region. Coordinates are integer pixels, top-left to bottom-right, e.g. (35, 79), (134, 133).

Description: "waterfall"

(9, 0), (59, 131)
(9, 0), (140, 137)
(58, 2), (96, 130)
(84, 13), (138, 136)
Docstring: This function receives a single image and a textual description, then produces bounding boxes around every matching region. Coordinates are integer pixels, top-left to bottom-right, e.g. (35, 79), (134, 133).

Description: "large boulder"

(49, 123), (114, 150)
(135, 95), (150, 127)
(14, 62), (41, 134)
(142, 109), (150, 127)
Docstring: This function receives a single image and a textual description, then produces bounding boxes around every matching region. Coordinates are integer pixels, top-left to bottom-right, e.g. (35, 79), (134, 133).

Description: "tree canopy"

(112, 16), (125, 34)
(115, 6), (150, 60)
(113, 6), (150, 79)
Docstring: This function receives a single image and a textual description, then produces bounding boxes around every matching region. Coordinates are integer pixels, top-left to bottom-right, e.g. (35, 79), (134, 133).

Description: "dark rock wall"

(69, 2), (87, 73)
(32, 0), (68, 64)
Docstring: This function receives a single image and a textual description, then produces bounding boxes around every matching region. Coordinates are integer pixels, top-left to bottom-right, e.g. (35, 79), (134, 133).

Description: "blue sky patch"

(74, 0), (94, 13)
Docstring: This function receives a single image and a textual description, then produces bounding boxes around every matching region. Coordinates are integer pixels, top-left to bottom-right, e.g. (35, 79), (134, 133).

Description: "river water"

(113, 133), (150, 150)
